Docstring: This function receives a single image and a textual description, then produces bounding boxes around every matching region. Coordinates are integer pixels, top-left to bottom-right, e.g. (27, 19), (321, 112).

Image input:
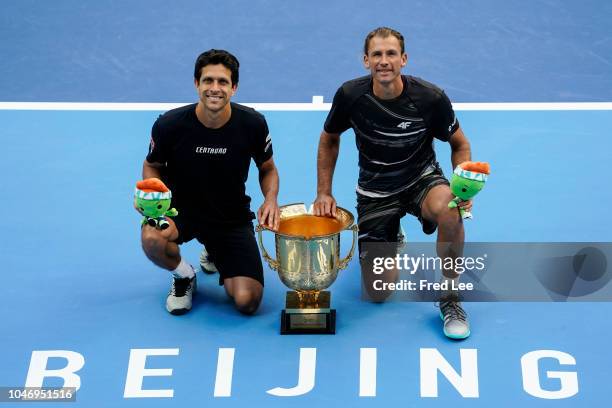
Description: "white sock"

(172, 258), (195, 279)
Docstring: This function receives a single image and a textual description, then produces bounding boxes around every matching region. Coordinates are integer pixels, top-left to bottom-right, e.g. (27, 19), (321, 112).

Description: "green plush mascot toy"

(134, 178), (178, 230)
(448, 161), (491, 220)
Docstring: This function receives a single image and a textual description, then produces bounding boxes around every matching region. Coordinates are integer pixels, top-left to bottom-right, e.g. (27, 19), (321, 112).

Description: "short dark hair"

(364, 27), (405, 55)
(194, 49), (240, 85)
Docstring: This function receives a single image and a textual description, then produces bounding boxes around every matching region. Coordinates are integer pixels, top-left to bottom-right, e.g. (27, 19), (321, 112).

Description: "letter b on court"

(25, 350), (85, 390)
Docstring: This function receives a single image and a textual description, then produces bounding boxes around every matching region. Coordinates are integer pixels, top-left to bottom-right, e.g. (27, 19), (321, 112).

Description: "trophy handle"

(255, 224), (279, 271)
(338, 224), (359, 270)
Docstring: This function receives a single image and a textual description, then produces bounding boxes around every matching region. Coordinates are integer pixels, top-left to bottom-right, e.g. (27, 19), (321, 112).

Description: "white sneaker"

(439, 293), (471, 339)
(199, 247), (218, 274)
(166, 275), (196, 315)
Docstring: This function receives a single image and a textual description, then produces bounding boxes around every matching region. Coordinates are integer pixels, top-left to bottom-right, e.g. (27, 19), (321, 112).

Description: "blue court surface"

(2, 1), (612, 407)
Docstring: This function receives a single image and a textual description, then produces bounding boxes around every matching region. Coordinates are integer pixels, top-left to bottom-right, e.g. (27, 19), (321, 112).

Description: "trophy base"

(280, 291), (336, 335)
(280, 309), (336, 335)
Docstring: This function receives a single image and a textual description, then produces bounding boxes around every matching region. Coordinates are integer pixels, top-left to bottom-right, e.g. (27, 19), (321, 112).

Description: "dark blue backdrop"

(1, 0), (611, 103)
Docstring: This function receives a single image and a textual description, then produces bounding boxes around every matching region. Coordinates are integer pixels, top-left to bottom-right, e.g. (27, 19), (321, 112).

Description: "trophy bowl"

(256, 203), (358, 334)
(256, 203), (358, 291)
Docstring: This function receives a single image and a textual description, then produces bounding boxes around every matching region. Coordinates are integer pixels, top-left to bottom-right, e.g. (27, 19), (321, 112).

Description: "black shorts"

(171, 215), (264, 286)
(356, 163), (449, 253)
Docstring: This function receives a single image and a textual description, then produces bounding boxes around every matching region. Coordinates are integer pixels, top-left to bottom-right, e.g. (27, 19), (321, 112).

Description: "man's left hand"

(258, 199), (280, 231)
(457, 199), (473, 213)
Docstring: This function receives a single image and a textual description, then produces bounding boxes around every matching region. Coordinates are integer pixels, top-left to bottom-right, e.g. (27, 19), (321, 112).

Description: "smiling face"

(137, 197), (172, 218)
(363, 35), (407, 87)
(194, 64), (237, 113)
(450, 176), (486, 200)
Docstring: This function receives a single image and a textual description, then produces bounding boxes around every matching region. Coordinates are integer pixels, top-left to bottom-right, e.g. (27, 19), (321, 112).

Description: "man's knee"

(360, 254), (397, 303)
(141, 228), (167, 258)
(436, 208), (463, 236)
(232, 289), (262, 315)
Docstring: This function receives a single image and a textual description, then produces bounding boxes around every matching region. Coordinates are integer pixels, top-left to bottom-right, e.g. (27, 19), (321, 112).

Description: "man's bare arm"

(449, 126), (471, 169)
(314, 130), (341, 216)
(317, 130), (341, 195)
(258, 157), (279, 202)
(257, 157), (280, 230)
(142, 160), (165, 179)
(448, 126), (474, 211)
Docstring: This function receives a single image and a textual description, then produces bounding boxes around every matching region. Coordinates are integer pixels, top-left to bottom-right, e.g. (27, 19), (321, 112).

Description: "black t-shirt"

(324, 75), (459, 198)
(146, 103), (273, 224)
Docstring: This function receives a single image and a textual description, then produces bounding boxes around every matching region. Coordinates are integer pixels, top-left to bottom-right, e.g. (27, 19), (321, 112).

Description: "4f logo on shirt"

(396, 121), (412, 129)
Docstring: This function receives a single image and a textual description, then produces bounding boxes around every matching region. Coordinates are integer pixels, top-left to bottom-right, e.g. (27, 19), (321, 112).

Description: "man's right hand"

(134, 200), (144, 216)
(313, 193), (337, 217)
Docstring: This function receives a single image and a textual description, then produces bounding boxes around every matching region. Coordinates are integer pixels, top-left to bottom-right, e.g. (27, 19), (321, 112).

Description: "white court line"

(0, 101), (612, 111)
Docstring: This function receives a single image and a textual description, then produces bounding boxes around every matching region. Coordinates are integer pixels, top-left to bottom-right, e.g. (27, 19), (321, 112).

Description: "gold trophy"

(256, 203), (358, 334)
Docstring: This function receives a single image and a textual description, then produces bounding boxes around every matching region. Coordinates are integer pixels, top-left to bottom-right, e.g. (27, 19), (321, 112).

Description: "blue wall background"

(1, 0), (611, 103)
